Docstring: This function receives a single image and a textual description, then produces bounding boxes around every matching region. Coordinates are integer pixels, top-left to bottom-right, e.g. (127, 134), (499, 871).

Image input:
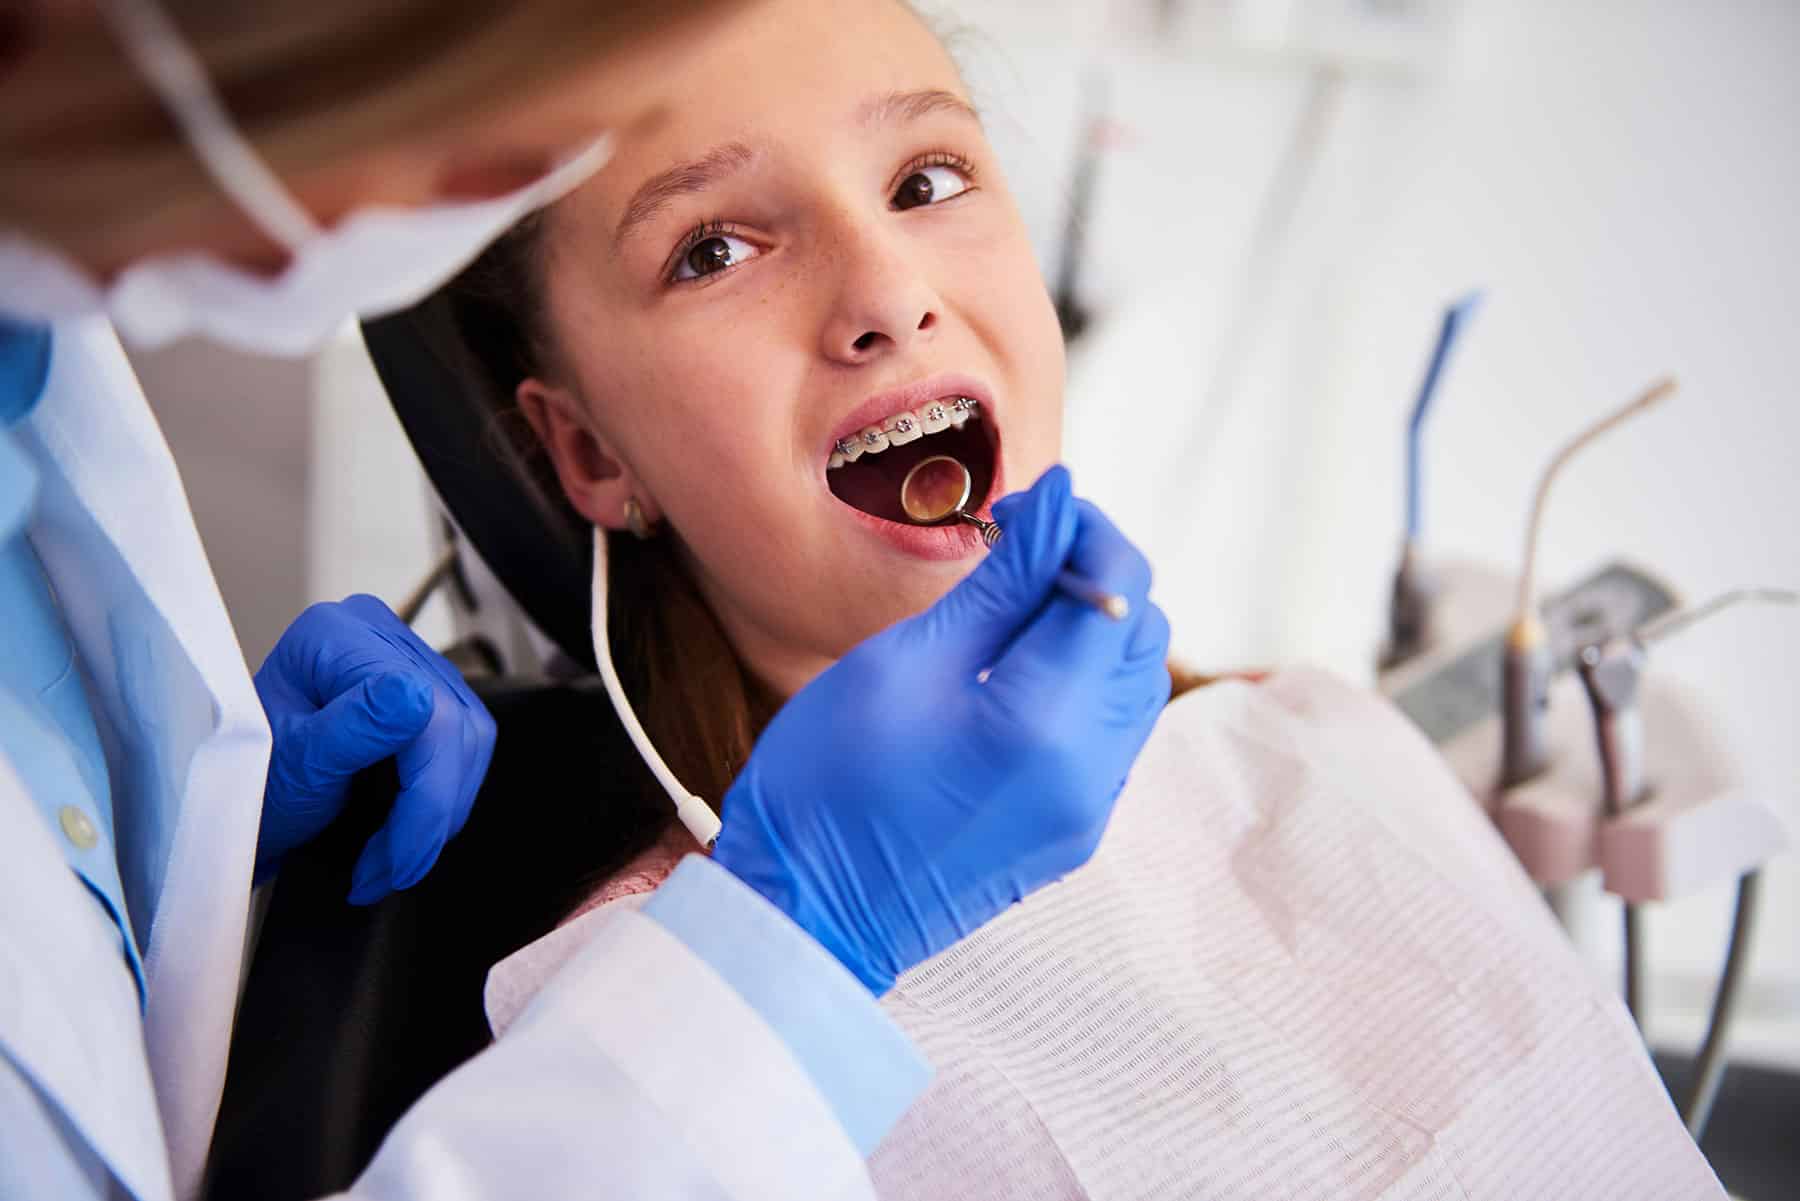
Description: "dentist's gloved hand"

(713, 466), (1171, 994)
(253, 594), (497, 903)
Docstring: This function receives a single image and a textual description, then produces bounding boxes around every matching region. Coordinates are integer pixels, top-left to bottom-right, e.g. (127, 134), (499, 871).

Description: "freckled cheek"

(947, 231), (1066, 461)
(628, 369), (797, 540)
(596, 267), (833, 556)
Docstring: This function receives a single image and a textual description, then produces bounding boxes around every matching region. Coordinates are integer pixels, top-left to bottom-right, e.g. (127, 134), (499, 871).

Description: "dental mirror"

(899, 454), (1130, 621)
(901, 454), (1002, 544)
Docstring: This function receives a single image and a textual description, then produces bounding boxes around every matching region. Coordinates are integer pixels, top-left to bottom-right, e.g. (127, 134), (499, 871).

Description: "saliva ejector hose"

(590, 527), (723, 849)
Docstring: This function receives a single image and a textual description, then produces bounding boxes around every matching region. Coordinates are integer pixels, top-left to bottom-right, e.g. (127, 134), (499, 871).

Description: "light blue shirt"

(0, 318), (146, 1004)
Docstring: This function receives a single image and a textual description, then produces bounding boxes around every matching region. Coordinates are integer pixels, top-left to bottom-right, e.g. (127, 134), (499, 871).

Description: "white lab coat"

(0, 318), (874, 1201)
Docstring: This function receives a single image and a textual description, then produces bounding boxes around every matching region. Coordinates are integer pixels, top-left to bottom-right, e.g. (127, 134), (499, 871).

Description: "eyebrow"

(857, 88), (983, 130)
(611, 90), (981, 251)
(614, 140), (757, 250)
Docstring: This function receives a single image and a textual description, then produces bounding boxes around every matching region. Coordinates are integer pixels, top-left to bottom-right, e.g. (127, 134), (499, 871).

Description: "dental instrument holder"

(1499, 619), (1555, 789)
(1382, 542), (1436, 670)
(1393, 566), (1788, 1146)
(1576, 635), (1649, 1022)
(1571, 592), (1795, 1138)
(1385, 560), (1786, 906)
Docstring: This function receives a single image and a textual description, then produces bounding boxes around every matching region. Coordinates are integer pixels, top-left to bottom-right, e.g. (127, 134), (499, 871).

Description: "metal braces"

(833, 398), (979, 458)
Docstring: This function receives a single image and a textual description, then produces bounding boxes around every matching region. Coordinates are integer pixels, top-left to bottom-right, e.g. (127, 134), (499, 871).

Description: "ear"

(516, 377), (660, 530)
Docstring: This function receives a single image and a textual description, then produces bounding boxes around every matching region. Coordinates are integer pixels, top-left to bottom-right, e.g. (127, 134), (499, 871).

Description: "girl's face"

(525, 0), (1064, 696)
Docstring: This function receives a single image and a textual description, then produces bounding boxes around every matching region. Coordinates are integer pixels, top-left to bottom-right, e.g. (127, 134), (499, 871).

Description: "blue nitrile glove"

(253, 594), (497, 903)
(712, 466), (1172, 994)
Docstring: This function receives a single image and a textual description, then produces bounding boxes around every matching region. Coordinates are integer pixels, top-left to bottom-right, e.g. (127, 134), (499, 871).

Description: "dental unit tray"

(1386, 560), (1677, 744)
(1383, 560), (1786, 902)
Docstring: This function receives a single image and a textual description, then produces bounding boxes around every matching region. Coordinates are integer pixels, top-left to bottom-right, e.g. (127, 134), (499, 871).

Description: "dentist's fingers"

(276, 672), (435, 807)
(987, 498), (1156, 696)
(900, 465), (1079, 678)
(347, 691), (468, 904)
(1123, 599), (1172, 669)
(1112, 601), (1174, 725)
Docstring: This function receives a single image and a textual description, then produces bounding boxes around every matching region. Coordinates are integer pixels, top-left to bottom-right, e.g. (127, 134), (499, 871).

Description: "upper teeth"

(829, 397), (979, 468)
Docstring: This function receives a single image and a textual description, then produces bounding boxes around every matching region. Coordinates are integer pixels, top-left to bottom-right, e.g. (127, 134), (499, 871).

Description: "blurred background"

(131, 0), (1796, 1138)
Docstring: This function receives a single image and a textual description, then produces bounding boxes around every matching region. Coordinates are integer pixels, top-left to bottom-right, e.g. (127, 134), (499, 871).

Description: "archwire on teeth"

(828, 397), (980, 468)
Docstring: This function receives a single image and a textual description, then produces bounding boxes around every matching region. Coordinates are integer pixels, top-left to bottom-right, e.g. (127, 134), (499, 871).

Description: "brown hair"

(0, 0), (733, 260)
(450, 213), (781, 820)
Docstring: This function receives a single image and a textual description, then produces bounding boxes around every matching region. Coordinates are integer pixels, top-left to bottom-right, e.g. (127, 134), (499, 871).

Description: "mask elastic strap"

(97, 0), (321, 251)
(590, 526), (723, 850)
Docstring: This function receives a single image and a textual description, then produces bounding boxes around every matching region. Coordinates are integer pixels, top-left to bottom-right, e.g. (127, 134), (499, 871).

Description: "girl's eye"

(673, 232), (759, 281)
(893, 163), (971, 211)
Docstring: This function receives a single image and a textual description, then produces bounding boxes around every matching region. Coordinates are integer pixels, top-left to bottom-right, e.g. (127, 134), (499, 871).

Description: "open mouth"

(826, 395), (999, 525)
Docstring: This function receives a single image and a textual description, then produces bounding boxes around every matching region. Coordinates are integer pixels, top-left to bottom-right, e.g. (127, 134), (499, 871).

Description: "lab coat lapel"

(0, 747), (175, 1201)
(24, 316), (271, 1201)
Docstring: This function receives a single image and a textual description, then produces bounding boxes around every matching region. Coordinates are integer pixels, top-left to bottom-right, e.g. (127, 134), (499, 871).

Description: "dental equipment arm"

(1385, 292), (1482, 667)
(1405, 293), (1483, 548)
(1500, 376), (1675, 788)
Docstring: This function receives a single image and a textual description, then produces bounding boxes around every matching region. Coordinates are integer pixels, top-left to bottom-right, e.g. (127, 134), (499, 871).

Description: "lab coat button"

(59, 805), (98, 850)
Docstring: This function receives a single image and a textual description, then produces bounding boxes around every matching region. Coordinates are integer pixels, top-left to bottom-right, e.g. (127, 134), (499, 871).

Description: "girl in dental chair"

(447, 1), (1718, 1196)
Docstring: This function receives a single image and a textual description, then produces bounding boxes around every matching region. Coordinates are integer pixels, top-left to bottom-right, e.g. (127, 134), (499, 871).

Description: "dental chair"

(204, 295), (668, 1201)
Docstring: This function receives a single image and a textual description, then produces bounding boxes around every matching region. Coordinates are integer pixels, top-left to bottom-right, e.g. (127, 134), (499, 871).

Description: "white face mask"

(0, 0), (611, 356)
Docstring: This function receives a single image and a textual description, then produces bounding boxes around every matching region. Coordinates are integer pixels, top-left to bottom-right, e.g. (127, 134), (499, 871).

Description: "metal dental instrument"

(1576, 635), (1649, 1023)
(1635, 586), (1800, 646)
(1500, 375), (1676, 789)
(901, 453), (1004, 545)
(900, 454), (1131, 621)
(1382, 291), (1483, 670)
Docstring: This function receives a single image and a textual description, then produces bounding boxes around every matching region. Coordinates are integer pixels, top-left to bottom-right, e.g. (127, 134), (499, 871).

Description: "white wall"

(130, 341), (314, 668)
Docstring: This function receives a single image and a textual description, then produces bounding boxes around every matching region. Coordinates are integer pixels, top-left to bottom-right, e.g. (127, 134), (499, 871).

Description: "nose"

(819, 220), (940, 365)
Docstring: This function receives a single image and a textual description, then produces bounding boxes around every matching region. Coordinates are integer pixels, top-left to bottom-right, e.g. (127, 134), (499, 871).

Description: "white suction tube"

(590, 526), (723, 849)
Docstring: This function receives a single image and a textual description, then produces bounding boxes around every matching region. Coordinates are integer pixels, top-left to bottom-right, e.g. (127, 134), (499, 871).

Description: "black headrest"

(360, 297), (595, 669)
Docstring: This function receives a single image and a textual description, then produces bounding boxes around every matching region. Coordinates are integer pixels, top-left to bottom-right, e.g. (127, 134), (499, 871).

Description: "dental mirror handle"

(968, 514), (1131, 621)
(957, 511), (1003, 546)
(1054, 571), (1132, 621)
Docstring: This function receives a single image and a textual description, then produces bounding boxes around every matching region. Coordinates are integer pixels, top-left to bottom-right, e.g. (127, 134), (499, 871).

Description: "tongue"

(828, 438), (932, 523)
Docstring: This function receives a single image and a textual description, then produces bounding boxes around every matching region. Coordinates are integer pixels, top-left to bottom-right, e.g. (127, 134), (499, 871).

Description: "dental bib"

(486, 671), (1721, 1200)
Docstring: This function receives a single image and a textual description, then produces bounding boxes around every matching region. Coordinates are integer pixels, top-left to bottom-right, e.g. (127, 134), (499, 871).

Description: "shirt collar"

(0, 317), (52, 429)
(0, 318), (50, 545)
